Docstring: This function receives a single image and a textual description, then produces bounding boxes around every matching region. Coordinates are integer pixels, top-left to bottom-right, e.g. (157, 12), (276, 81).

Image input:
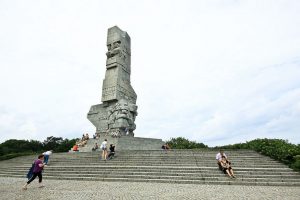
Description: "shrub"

(166, 137), (208, 149)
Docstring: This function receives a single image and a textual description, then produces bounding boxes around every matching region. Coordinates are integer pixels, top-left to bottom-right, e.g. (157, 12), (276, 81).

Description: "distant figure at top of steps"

(92, 143), (99, 151)
(93, 133), (99, 139)
(161, 143), (170, 153)
(72, 144), (79, 152)
(82, 133), (89, 141)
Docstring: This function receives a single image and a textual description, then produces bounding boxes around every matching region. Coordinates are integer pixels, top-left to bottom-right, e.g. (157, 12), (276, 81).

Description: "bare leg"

(230, 169), (235, 177)
(104, 150), (107, 160)
(225, 169), (232, 178)
(22, 183), (28, 190)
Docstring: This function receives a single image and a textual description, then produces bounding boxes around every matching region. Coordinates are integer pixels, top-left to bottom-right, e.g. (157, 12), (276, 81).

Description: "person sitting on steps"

(92, 143), (99, 151)
(107, 144), (116, 160)
(216, 149), (231, 172)
(72, 144), (79, 152)
(161, 143), (170, 153)
(220, 156), (236, 178)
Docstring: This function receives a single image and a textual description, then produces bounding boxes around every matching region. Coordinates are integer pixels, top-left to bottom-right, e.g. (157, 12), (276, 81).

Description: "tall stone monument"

(87, 26), (138, 137)
(86, 26), (164, 150)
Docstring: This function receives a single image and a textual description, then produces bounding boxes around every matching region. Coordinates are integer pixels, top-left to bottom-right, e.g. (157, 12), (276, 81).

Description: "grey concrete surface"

(87, 26), (138, 137)
(0, 177), (299, 200)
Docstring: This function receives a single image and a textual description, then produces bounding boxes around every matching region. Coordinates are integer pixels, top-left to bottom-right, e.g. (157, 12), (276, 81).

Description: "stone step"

(4, 159), (278, 164)
(2, 157), (283, 163)
(6, 153), (270, 158)
(15, 159), (281, 164)
(0, 166), (295, 174)
(0, 163), (288, 169)
(0, 174), (299, 186)
(3, 169), (299, 179)
(1, 150), (299, 186)
(1, 171), (299, 182)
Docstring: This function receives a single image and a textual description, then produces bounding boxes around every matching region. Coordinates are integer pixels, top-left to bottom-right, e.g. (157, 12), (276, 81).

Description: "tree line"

(0, 136), (77, 161)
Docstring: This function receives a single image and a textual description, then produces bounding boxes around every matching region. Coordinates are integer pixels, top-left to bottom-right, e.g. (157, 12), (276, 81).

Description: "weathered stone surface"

(87, 26), (137, 136)
(2, 177), (300, 200)
(87, 26), (164, 149)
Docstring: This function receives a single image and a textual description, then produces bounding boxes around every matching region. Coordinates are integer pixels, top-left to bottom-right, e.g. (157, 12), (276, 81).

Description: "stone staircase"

(0, 150), (299, 186)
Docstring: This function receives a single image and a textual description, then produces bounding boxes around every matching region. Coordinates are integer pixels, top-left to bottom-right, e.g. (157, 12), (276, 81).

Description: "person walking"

(22, 154), (45, 190)
(100, 139), (108, 160)
(43, 150), (53, 165)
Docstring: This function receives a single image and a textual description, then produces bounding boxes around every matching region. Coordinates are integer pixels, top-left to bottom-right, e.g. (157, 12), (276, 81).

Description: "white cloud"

(0, 0), (300, 146)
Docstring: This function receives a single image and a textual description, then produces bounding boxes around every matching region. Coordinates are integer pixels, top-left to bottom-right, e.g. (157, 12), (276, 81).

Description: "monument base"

(77, 136), (164, 152)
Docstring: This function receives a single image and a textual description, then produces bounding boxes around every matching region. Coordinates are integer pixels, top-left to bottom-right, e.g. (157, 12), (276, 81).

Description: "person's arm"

(38, 160), (44, 167)
(220, 161), (226, 167)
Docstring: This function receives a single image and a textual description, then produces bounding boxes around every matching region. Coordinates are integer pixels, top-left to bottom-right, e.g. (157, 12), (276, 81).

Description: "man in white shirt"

(43, 150), (53, 165)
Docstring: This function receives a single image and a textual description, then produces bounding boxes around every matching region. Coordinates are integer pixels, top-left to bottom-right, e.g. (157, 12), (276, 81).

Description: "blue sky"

(0, 0), (300, 146)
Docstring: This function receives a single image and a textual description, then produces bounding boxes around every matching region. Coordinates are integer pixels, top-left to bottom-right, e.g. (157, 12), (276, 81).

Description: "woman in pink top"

(22, 154), (45, 190)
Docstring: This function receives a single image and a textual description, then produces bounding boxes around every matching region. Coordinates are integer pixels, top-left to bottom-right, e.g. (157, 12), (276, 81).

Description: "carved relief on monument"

(106, 41), (122, 58)
(87, 26), (137, 137)
(106, 99), (137, 136)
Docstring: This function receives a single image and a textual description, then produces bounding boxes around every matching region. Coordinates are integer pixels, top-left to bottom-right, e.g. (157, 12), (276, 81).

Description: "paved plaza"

(0, 177), (299, 200)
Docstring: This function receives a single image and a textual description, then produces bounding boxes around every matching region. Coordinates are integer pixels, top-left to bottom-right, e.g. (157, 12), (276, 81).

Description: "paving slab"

(0, 177), (299, 200)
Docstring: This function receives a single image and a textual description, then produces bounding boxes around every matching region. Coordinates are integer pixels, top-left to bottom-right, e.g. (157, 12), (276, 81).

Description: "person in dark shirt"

(220, 156), (236, 178)
(92, 143), (99, 151)
(23, 154), (45, 190)
(107, 144), (116, 160)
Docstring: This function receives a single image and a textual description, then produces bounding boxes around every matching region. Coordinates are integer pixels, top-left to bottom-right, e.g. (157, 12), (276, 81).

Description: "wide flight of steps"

(0, 149), (299, 186)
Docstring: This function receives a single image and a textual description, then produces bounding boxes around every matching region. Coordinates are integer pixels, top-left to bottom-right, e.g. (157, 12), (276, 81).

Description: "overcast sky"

(0, 0), (300, 146)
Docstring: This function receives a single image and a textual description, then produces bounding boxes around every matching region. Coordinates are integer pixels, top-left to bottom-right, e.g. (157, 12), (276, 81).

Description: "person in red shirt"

(22, 154), (45, 190)
(73, 144), (79, 151)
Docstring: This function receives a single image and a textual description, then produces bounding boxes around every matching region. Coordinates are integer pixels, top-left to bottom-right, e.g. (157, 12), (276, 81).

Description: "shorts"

(102, 147), (107, 150)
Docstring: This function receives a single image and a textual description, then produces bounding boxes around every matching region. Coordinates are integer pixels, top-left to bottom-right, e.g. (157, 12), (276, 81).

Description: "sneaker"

(38, 185), (45, 188)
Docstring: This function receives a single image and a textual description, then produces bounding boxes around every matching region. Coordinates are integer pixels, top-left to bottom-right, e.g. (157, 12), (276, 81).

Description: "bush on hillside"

(166, 137), (208, 149)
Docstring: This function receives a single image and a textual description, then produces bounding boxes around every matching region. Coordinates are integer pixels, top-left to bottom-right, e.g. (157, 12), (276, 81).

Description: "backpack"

(26, 162), (35, 180)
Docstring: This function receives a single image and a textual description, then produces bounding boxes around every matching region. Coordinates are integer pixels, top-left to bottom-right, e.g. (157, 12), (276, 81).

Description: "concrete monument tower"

(87, 26), (137, 137)
(86, 26), (164, 150)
